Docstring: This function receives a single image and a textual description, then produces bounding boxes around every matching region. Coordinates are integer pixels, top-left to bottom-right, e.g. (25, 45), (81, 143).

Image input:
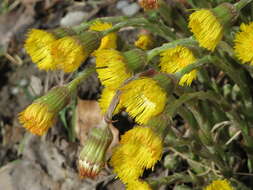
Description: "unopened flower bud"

(78, 119), (112, 178)
(138, 0), (159, 10)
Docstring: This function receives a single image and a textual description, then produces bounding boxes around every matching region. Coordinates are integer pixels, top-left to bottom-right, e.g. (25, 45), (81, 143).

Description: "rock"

(122, 3), (140, 16)
(19, 78), (28, 87)
(11, 87), (19, 95)
(60, 11), (89, 27)
(116, 0), (129, 10)
(28, 75), (42, 96)
(0, 160), (58, 190)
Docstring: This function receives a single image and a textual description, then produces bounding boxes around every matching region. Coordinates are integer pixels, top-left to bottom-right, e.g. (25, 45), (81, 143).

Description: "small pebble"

(60, 11), (88, 27)
(19, 79), (28, 87)
(11, 87), (19, 95)
(122, 3), (140, 16)
(116, 0), (129, 9)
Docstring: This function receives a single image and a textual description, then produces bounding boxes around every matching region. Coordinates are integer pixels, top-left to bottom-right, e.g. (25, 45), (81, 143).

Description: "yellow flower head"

(19, 102), (56, 135)
(18, 87), (71, 135)
(110, 144), (144, 183)
(110, 126), (162, 184)
(51, 36), (86, 73)
(127, 180), (152, 190)
(188, 9), (223, 51)
(134, 34), (153, 50)
(120, 126), (163, 169)
(234, 22), (253, 65)
(120, 77), (167, 124)
(204, 179), (234, 190)
(93, 49), (132, 88)
(160, 46), (197, 86)
(99, 88), (122, 114)
(24, 29), (56, 70)
(90, 21), (117, 50)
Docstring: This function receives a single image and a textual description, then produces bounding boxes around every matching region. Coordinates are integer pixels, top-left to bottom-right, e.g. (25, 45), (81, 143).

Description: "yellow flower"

(18, 87), (71, 135)
(127, 180), (152, 190)
(93, 49), (132, 88)
(24, 29), (56, 70)
(90, 21), (117, 50)
(234, 22), (253, 65)
(99, 88), (122, 114)
(110, 126), (163, 184)
(51, 36), (86, 73)
(110, 144), (144, 183)
(19, 102), (56, 136)
(134, 34), (153, 50)
(204, 179), (234, 190)
(120, 126), (163, 169)
(120, 77), (167, 124)
(188, 9), (223, 51)
(160, 46), (197, 86)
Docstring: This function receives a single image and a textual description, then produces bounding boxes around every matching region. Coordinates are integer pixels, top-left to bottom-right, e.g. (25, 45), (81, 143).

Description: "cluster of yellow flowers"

(189, 6), (253, 66)
(18, 0), (253, 188)
(25, 21), (117, 72)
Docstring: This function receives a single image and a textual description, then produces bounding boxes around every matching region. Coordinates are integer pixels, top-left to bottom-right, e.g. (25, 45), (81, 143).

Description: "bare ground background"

(0, 0), (142, 189)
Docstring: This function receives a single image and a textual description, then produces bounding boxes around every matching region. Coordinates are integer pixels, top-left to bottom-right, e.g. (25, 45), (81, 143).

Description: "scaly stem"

(235, 0), (252, 11)
(147, 37), (198, 61)
(72, 16), (131, 34)
(101, 17), (147, 35)
(174, 55), (211, 79)
(101, 17), (173, 41)
(73, 15), (176, 41)
(67, 67), (96, 92)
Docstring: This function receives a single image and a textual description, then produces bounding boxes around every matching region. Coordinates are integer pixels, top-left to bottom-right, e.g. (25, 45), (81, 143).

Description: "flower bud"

(134, 33), (154, 50)
(138, 0), (159, 10)
(146, 113), (169, 139)
(19, 86), (71, 135)
(78, 119), (112, 178)
(89, 21), (117, 50)
(123, 49), (147, 72)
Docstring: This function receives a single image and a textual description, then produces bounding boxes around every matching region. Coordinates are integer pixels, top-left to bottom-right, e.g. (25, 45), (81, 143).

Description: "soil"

(0, 1), (136, 189)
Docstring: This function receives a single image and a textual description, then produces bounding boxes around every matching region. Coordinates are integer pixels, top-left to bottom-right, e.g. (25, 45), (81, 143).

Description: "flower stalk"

(147, 37), (198, 61)
(235, 0), (253, 11)
(174, 55), (211, 79)
(67, 67), (96, 91)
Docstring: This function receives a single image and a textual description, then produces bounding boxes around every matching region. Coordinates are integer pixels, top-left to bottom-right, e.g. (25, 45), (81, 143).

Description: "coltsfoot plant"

(19, 0), (253, 189)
